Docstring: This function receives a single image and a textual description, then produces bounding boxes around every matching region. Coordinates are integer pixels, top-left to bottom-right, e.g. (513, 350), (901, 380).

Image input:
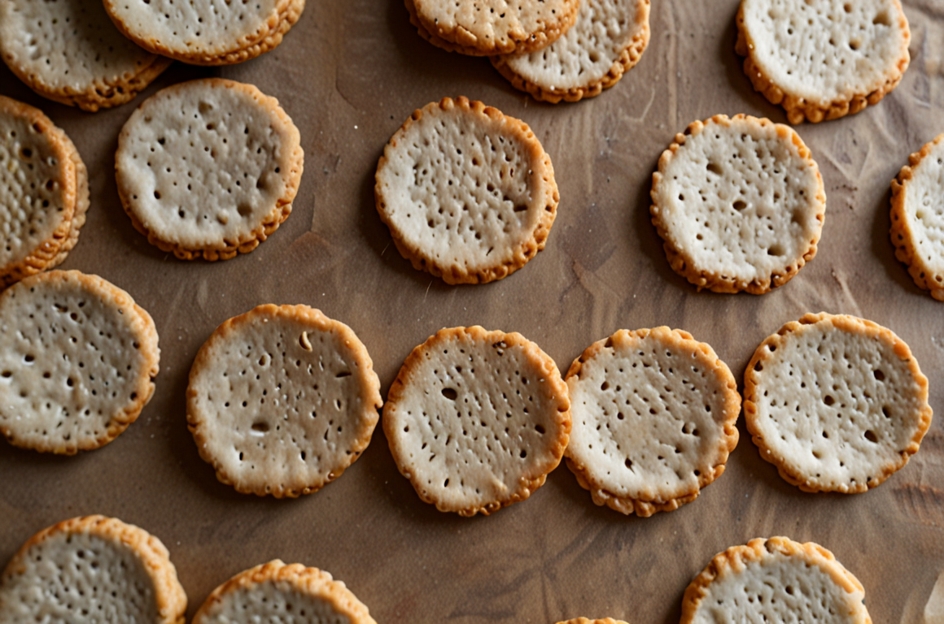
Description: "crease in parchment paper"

(664, 1), (679, 131)
(828, 268), (864, 317)
(924, 570), (944, 624)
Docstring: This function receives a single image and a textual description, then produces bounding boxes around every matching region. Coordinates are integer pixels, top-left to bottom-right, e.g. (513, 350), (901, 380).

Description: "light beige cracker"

(736, 0), (910, 124)
(491, 0), (650, 103)
(103, 0), (305, 66)
(116, 78), (303, 261)
(383, 326), (571, 516)
(890, 133), (944, 300)
(565, 328), (740, 517)
(744, 312), (932, 493)
(681, 537), (870, 623)
(0, 515), (187, 624)
(193, 560), (375, 624)
(558, 619), (629, 624)
(0, 270), (160, 454)
(187, 304), (382, 498)
(0, 0), (171, 111)
(650, 114), (825, 294)
(375, 97), (558, 284)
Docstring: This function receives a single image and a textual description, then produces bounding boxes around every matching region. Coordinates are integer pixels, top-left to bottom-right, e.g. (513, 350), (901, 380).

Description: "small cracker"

(890, 133), (944, 300)
(116, 78), (304, 261)
(736, 0), (910, 124)
(491, 0), (651, 103)
(681, 537), (870, 623)
(375, 97), (559, 285)
(558, 619), (629, 624)
(744, 312), (932, 493)
(187, 304), (382, 498)
(565, 328), (740, 517)
(0, 270), (160, 454)
(0, 515), (187, 624)
(383, 326), (571, 517)
(192, 560), (375, 624)
(650, 114), (825, 294)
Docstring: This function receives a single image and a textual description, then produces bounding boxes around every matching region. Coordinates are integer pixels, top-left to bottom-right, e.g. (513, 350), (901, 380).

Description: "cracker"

(193, 560), (375, 624)
(0, 270), (160, 454)
(890, 133), (944, 301)
(103, 0), (305, 66)
(558, 619), (629, 624)
(375, 97), (559, 284)
(565, 328), (740, 517)
(116, 78), (304, 261)
(681, 536), (870, 623)
(0, 515), (187, 624)
(744, 312), (932, 493)
(650, 114), (825, 294)
(187, 304), (382, 498)
(383, 326), (571, 516)
(491, 0), (650, 103)
(408, 0), (580, 56)
(0, 0), (171, 112)
(736, 0), (910, 124)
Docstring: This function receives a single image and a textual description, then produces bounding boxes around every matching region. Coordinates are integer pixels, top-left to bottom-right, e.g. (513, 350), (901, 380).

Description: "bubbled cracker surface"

(197, 580), (351, 624)
(567, 330), (736, 505)
(900, 139), (944, 287)
(0, 0), (159, 96)
(117, 79), (299, 251)
(741, 0), (908, 104)
(653, 117), (822, 286)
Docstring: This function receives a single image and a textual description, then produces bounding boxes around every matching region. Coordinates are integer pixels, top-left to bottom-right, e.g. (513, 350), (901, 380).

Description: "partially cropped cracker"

(0, 515), (187, 624)
(890, 133), (944, 300)
(408, 0), (580, 56)
(736, 0), (910, 124)
(103, 0), (305, 66)
(384, 326), (571, 516)
(681, 537), (870, 623)
(0, 270), (160, 454)
(375, 97), (558, 284)
(193, 560), (375, 624)
(491, 0), (650, 103)
(744, 313), (932, 493)
(650, 114), (825, 294)
(565, 328), (740, 517)
(0, 0), (171, 111)
(116, 78), (303, 261)
(187, 304), (382, 498)
(558, 618), (629, 624)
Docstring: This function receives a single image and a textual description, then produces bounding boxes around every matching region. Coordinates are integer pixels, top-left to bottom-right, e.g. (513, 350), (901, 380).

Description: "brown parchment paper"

(2, 1), (944, 622)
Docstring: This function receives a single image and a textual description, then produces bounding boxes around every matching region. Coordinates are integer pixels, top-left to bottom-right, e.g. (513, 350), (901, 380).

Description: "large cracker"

(650, 114), (825, 294)
(890, 133), (944, 301)
(0, 515), (187, 624)
(681, 536), (870, 623)
(193, 560), (375, 624)
(383, 326), (571, 516)
(565, 328), (740, 517)
(0, 270), (160, 454)
(736, 0), (910, 124)
(0, 0), (171, 112)
(744, 313), (932, 493)
(103, 0), (304, 66)
(375, 97), (559, 284)
(187, 304), (383, 498)
(491, 0), (650, 103)
(116, 79), (304, 261)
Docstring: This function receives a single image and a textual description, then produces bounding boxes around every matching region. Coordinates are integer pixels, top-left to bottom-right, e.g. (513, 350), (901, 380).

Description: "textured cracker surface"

(681, 537), (870, 623)
(187, 304), (382, 498)
(890, 134), (944, 301)
(383, 326), (571, 516)
(0, 270), (160, 454)
(736, 0), (910, 123)
(650, 114), (825, 294)
(744, 313), (932, 493)
(375, 97), (558, 284)
(116, 79), (303, 261)
(0, 515), (187, 624)
(565, 328), (740, 517)
(193, 560), (376, 624)
(491, 0), (650, 103)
